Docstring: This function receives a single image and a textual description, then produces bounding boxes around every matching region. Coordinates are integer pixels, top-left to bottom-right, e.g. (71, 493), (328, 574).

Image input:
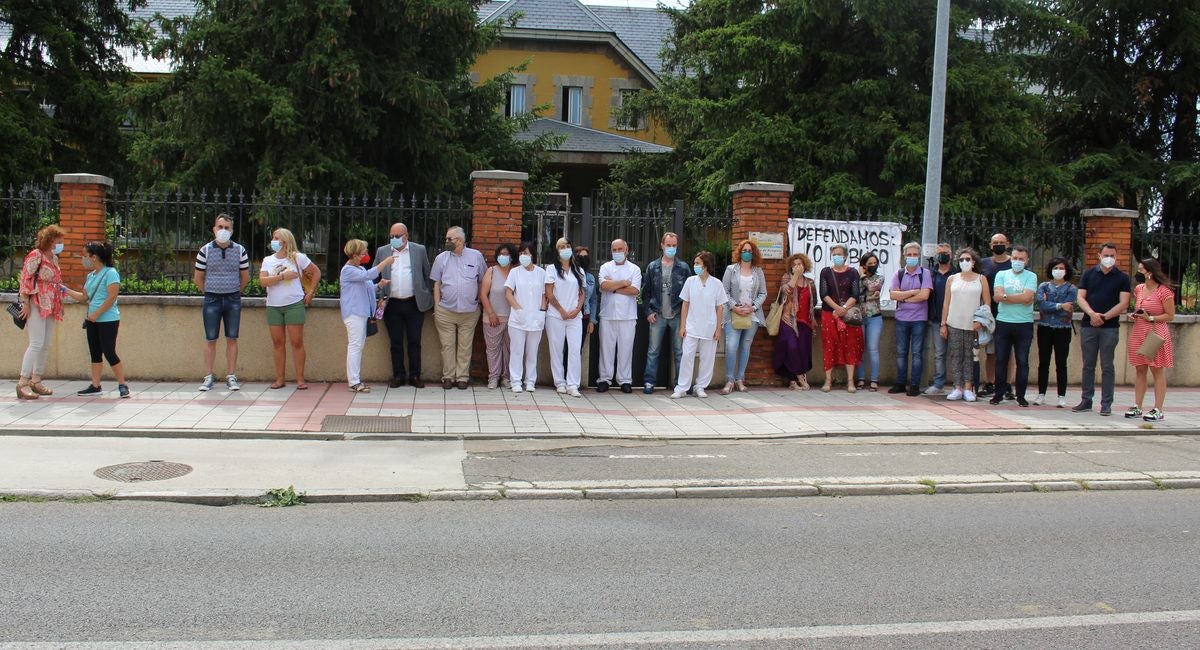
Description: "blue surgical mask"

(270, 240), (282, 253)
(390, 236), (405, 249)
(52, 243), (64, 255)
(559, 248), (573, 261)
(82, 256), (94, 269)
(1011, 260), (1026, 273)
(740, 251), (753, 263)
(831, 254), (846, 266)
(905, 256), (919, 267)
(497, 254), (511, 267)
(612, 252), (626, 264)
(664, 246), (677, 258)
(693, 264), (705, 276)
(519, 254), (532, 267)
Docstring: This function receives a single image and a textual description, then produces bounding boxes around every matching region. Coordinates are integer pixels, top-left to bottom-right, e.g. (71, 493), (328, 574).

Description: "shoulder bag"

(832, 269), (863, 326)
(9, 257), (46, 330)
(730, 270), (753, 330)
(765, 288), (785, 336)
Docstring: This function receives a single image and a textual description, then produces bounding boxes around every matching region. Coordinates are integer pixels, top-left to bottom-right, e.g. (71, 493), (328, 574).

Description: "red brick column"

(729, 181), (794, 386)
(1081, 208), (1138, 271)
(468, 170), (527, 380)
(54, 173), (113, 287)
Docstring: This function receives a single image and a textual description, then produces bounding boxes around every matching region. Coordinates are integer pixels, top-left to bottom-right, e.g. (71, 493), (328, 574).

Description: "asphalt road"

(1, 492), (1198, 648)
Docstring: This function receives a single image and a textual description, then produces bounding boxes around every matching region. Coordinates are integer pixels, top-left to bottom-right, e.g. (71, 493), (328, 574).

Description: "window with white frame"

(505, 84), (527, 117)
(561, 86), (583, 124)
(617, 89), (645, 130)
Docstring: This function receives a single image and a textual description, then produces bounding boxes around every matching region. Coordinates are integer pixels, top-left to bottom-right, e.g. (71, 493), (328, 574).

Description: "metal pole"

(920, 0), (951, 259)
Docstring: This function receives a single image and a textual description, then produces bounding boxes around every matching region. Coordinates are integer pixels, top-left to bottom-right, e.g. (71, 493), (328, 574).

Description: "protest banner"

(787, 218), (908, 302)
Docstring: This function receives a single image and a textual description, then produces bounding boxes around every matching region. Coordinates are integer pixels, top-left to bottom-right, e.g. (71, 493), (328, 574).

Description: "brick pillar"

(468, 170), (528, 380)
(54, 173), (113, 287)
(729, 181), (794, 386)
(1081, 208), (1138, 271)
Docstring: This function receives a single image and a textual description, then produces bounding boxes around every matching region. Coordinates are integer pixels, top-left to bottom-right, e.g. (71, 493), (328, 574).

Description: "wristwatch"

(1149, 315), (1156, 322)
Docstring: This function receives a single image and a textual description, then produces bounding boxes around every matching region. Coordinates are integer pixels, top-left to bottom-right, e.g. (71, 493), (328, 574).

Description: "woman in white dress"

(545, 238), (586, 397)
(673, 251), (728, 398)
(504, 242), (547, 393)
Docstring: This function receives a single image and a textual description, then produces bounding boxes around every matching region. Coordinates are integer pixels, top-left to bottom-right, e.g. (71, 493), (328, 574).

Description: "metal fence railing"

(1135, 220), (1200, 310)
(107, 188), (471, 283)
(1, 184), (59, 280)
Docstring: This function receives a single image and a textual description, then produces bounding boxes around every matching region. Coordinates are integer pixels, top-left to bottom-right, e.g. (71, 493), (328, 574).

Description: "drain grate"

(94, 461), (193, 483)
(321, 415), (412, 433)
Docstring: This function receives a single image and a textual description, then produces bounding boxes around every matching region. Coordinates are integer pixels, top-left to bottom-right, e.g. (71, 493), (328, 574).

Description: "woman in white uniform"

(545, 238), (586, 397)
(504, 242), (547, 393)
(673, 251), (728, 398)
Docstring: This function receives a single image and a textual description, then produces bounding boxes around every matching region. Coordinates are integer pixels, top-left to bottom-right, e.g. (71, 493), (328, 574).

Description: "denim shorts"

(202, 293), (242, 341)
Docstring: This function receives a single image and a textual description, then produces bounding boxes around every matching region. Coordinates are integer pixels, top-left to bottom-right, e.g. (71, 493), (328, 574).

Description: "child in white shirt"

(673, 252), (728, 398)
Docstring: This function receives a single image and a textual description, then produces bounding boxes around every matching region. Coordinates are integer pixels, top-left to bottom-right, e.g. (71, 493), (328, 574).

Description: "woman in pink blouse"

(16, 225), (67, 400)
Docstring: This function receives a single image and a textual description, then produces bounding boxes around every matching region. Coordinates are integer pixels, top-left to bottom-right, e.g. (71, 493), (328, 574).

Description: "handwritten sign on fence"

(787, 218), (908, 302)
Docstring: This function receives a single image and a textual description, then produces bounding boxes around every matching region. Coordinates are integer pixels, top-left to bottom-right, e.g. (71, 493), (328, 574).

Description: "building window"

(505, 84), (527, 117)
(561, 86), (583, 125)
(617, 89), (644, 130)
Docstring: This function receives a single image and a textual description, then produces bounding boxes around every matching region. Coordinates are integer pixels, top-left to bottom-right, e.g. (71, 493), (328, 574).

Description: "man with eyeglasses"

(430, 226), (486, 389)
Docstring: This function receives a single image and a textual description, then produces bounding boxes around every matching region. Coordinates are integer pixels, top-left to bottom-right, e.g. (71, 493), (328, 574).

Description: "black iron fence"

(107, 188), (471, 283)
(1, 184), (59, 280)
(1135, 220), (1200, 309)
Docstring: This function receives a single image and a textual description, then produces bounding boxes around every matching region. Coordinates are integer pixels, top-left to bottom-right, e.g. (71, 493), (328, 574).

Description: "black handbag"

(6, 302), (26, 330)
(366, 318), (379, 337)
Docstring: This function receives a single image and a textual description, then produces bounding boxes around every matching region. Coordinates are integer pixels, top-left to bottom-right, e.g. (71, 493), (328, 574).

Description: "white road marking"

(835, 451), (940, 457)
(6, 609), (1200, 649)
(608, 454), (728, 459)
(1032, 450), (1130, 455)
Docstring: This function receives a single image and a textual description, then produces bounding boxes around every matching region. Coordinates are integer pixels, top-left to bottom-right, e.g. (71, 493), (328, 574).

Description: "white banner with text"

(787, 218), (909, 302)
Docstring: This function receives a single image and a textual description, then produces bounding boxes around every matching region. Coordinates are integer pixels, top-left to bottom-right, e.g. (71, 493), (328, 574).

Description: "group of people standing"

(13, 219), (1179, 421)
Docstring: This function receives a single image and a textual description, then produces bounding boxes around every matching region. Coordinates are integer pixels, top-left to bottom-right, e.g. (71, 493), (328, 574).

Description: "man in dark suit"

(375, 223), (433, 388)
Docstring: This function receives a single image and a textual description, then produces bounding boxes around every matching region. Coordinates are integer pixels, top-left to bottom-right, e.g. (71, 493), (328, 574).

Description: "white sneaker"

(198, 374), (214, 391)
(1033, 393), (1045, 406)
(567, 387), (582, 398)
(964, 390), (977, 402)
(1057, 396), (1067, 408)
(670, 390), (686, 399)
(556, 385), (567, 394)
(694, 387), (708, 398)
(226, 374), (241, 391)
(525, 382), (536, 392)
(946, 388), (963, 401)
(512, 384), (524, 394)
(487, 379), (498, 390)
(924, 385), (945, 396)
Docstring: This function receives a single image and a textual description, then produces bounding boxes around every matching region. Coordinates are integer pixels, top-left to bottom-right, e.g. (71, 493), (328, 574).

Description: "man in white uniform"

(596, 239), (642, 393)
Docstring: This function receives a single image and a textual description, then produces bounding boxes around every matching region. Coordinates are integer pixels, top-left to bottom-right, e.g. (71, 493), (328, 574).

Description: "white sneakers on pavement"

(198, 375), (214, 392)
(946, 388), (963, 401)
(567, 387), (582, 398)
(670, 390), (686, 399)
(964, 390), (977, 402)
(924, 385), (944, 396)
(1033, 394), (1045, 406)
(1057, 395), (1068, 408)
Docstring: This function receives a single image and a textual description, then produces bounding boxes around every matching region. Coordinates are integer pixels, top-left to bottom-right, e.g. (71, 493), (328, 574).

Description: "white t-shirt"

(598, 260), (642, 321)
(261, 252), (312, 307)
(544, 264), (583, 321)
(504, 265), (548, 332)
(680, 275), (729, 339)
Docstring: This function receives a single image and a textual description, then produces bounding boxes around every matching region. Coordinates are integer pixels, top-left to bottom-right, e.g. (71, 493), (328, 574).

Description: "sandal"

(821, 382), (832, 393)
(855, 379), (865, 391)
(797, 377), (810, 391)
(788, 381), (801, 391)
(269, 382), (286, 390)
(296, 383), (309, 390)
(719, 382), (735, 396)
(348, 383), (371, 393)
(869, 382), (879, 392)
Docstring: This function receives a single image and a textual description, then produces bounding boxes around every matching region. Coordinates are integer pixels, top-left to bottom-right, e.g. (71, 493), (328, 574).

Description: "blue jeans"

(895, 319), (927, 388)
(202, 293), (242, 341)
(644, 313), (682, 387)
(928, 320), (948, 388)
(855, 314), (884, 382)
(724, 321), (759, 382)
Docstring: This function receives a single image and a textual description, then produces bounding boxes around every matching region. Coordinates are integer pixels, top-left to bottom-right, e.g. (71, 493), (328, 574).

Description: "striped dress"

(1127, 283), (1175, 368)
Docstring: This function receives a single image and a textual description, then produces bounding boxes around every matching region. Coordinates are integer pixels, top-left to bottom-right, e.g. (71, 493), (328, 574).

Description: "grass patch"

(396, 493), (429, 503)
(65, 494), (113, 504)
(0, 494), (48, 503)
(260, 485), (305, 507)
(918, 478), (937, 495)
(1032, 484), (1050, 493)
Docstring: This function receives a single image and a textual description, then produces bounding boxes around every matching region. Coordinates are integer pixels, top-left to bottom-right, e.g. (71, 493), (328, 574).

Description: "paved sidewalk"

(2, 379), (1199, 438)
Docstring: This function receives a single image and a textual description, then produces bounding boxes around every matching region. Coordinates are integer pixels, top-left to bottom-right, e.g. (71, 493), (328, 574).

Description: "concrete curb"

(3, 477), (1193, 505)
(3, 426), (1199, 441)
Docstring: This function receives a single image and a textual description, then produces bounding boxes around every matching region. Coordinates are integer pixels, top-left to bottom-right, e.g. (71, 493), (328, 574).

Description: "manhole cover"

(94, 461), (193, 483)
(321, 415), (412, 433)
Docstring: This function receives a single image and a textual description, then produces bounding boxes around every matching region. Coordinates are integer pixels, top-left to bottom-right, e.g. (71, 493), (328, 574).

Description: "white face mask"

(1100, 256), (1116, 269)
(519, 254), (532, 267)
(1052, 269), (1066, 280)
(215, 229), (232, 244)
(959, 260), (974, 273)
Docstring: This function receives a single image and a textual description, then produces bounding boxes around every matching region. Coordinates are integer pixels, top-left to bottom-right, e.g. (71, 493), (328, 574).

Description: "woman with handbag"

(854, 252), (885, 391)
(260, 227), (320, 390)
(480, 243), (516, 390)
(719, 239), (768, 395)
(339, 239), (395, 393)
(14, 225), (67, 400)
(773, 253), (815, 390)
(819, 244), (863, 393)
(1125, 258), (1176, 422)
(62, 242), (129, 398)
